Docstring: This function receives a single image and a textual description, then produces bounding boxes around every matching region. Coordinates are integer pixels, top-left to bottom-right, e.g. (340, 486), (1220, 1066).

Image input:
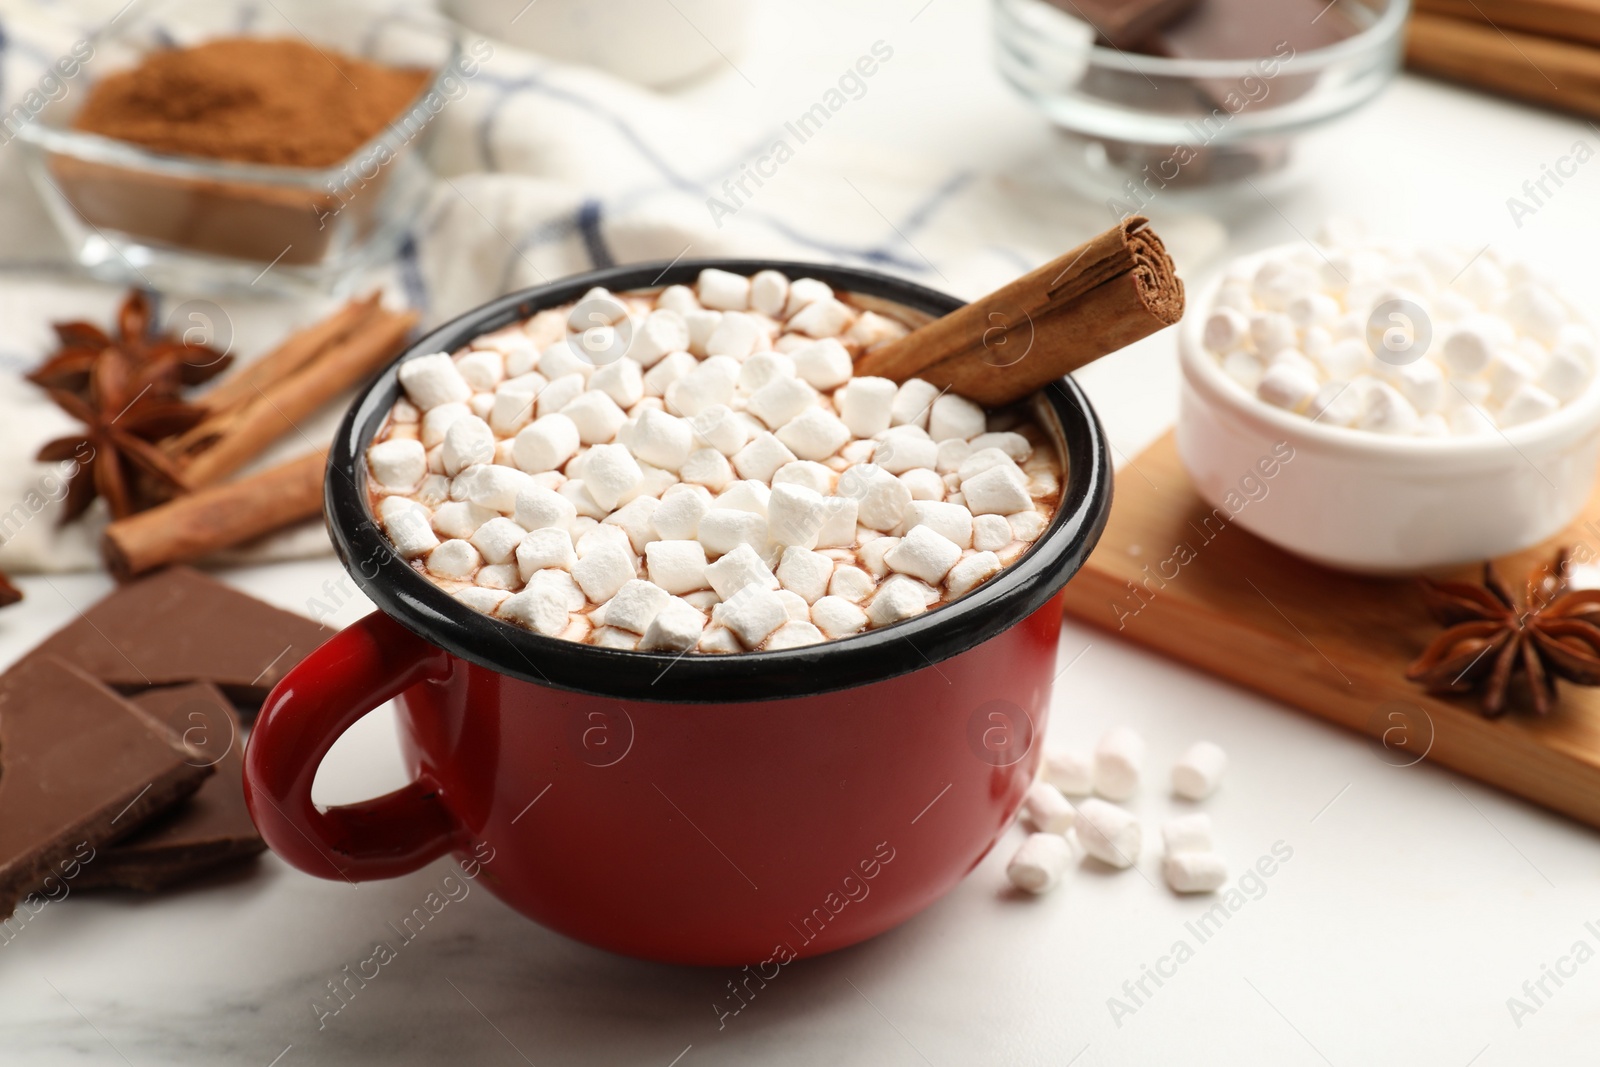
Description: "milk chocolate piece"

(30, 566), (334, 708)
(1142, 0), (1361, 60)
(75, 684), (265, 892)
(0, 658), (211, 918)
(1054, 0), (1201, 49)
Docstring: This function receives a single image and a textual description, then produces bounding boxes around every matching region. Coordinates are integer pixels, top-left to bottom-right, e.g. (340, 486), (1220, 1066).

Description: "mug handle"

(243, 611), (459, 882)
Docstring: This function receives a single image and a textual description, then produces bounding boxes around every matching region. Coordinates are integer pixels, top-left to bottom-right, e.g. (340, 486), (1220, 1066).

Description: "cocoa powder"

(72, 37), (429, 167)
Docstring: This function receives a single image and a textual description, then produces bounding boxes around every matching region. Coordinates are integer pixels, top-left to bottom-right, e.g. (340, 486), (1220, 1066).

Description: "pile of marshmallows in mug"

(1007, 732), (1228, 896)
(1204, 235), (1594, 436)
(369, 268), (1060, 653)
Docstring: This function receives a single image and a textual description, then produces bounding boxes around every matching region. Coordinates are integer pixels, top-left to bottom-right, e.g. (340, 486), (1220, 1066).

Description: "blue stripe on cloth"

(394, 232), (430, 316)
(575, 199), (613, 269)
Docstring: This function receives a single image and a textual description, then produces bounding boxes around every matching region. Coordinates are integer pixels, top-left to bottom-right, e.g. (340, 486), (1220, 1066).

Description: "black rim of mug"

(326, 259), (1113, 704)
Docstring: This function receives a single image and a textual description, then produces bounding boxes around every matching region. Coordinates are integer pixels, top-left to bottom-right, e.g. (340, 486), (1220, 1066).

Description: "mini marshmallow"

(1499, 382), (1560, 428)
(442, 416), (496, 476)
(629, 408), (696, 470)
(1008, 510), (1048, 542)
(513, 414), (581, 473)
(645, 539), (710, 595)
(457, 587), (510, 613)
(1076, 798), (1142, 869)
(860, 536), (897, 579)
(399, 353), (473, 410)
(590, 358), (644, 408)
(972, 513), (1013, 552)
(536, 373), (587, 418)
(1094, 727), (1144, 801)
(928, 394), (986, 442)
(788, 297), (853, 338)
(1161, 813), (1214, 854)
(905, 501), (973, 548)
(872, 434), (936, 478)
(1307, 380), (1364, 427)
(1256, 363), (1319, 413)
(652, 489), (710, 540)
(777, 589), (812, 622)
(582, 443), (644, 510)
(772, 461), (835, 496)
(698, 508), (768, 558)
(811, 595), (868, 638)
(732, 433), (799, 483)
(697, 268), (751, 311)
(891, 379), (941, 428)
(776, 546), (834, 603)
(690, 404), (752, 456)
(638, 597), (708, 651)
(572, 541), (636, 603)
(602, 496), (659, 552)
(1163, 852), (1227, 894)
(1358, 381), (1420, 435)
(838, 464), (912, 531)
(470, 517), (528, 565)
(680, 448), (735, 491)
(602, 579), (673, 633)
(627, 310), (691, 368)
(1203, 307), (1250, 353)
(562, 390), (627, 444)
(790, 338), (853, 390)
(837, 376), (897, 437)
(767, 483), (827, 549)
(539, 342), (595, 382)
(963, 466), (1032, 516)
(1044, 749), (1093, 796)
(783, 277), (833, 317)
(421, 402), (472, 449)
(705, 543), (779, 599)
(828, 565), (875, 603)
(428, 538), (481, 580)
(866, 577), (926, 627)
(935, 439), (973, 474)
(1172, 741), (1228, 800)
(384, 504), (440, 559)
(716, 584), (788, 647)
(900, 468), (946, 501)
(1022, 780), (1075, 834)
(1250, 312), (1297, 358)
(432, 500), (496, 540)
(958, 448), (1026, 487)
(577, 523), (632, 559)
(947, 551), (1001, 597)
(517, 527), (577, 578)
(514, 485), (577, 532)
(1443, 322), (1496, 376)
(370, 439), (427, 489)
(489, 385), (540, 437)
(1222, 351), (1265, 391)
(815, 495), (859, 549)
(777, 408), (851, 461)
(1540, 348), (1590, 403)
(747, 376), (818, 430)
(749, 270), (789, 317)
(767, 620), (825, 649)
(1006, 832), (1072, 895)
(885, 525), (962, 584)
(705, 312), (763, 360)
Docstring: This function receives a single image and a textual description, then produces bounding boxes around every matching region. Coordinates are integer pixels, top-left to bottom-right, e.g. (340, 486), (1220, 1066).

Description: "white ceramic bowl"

(1176, 246), (1600, 574)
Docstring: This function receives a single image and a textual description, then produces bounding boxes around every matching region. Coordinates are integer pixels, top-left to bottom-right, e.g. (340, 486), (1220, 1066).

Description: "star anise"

(35, 347), (206, 523)
(1406, 548), (1600, 716)
(27, 290), (232, 396)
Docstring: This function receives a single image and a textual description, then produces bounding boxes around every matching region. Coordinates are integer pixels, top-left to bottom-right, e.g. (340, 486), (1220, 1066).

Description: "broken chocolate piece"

(30, 566), (333, 709)
(1049, 0), (1200, 50)
(1141, 0), (1361, 60)
(0, 657), (212, 918)
(75, 683), (265, 892)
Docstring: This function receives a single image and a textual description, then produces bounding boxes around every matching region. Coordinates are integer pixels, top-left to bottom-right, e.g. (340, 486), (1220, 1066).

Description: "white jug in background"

(444, 0), (750, 87)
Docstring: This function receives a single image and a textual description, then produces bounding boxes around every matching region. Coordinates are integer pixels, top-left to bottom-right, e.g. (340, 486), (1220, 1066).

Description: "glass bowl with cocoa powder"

(15, 0), (463, 294)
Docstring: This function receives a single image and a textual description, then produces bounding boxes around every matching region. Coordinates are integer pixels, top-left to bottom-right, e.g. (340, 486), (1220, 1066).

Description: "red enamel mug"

(243, 260), (1112, 966)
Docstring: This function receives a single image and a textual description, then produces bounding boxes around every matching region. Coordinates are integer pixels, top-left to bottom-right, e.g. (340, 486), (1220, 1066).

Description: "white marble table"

(5, 1), (1600, 1064)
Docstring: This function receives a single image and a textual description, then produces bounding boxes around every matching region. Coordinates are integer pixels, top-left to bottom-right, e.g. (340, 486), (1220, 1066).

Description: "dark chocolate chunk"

(1142, 0), (1361, 60)
(30, 566), (334, 709)
(1050, 0), (1201, 50)
(0, 657), (212, 918)
(75, 683), (265, 892)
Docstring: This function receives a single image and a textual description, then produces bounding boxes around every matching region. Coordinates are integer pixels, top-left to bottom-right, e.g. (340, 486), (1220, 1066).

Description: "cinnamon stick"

(181, 306), (417, 488)
(854, 217), (1184, 406)
(1407, 12), (1600, 119)
(1413, 0), (1600, 49)
(194, 294), (383, 418)
(102, 451), (326, 580)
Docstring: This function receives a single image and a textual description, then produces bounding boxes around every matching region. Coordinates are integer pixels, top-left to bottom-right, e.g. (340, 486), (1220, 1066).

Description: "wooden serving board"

(1060, 432), (1600, 828)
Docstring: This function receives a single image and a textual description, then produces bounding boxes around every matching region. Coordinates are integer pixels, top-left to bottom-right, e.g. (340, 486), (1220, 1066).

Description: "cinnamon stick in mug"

(855, 216), (1184, 406)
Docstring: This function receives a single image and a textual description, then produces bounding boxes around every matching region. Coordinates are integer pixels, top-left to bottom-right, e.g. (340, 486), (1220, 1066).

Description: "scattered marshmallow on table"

(1075, 798), (1142, 869)
(1006, 832), (1073, 895)
(1093, 727), (1145, 801)
(374, 267), (1064, 652)
(1043, 748), (1093, 796)
(1163, 851), (1228, 894)
(1205, 237), (1595, 437)
(1022, 780), (1076, 834)
(1172, 741), (1228, 800)
(1160, 813), (1214, 854)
